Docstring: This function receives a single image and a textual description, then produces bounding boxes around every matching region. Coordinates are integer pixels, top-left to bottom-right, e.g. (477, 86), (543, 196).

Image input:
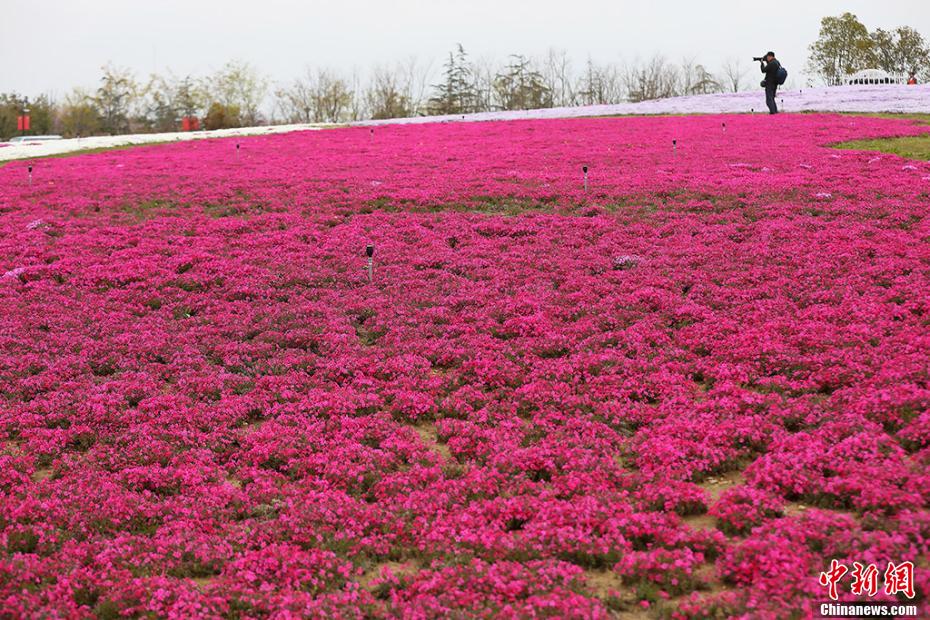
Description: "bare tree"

(316, 71), (354, 122)
(623, 56), (680, 102)
(471, 55), (498, 112)
(276, 69), (355, 123)
(576, 58), (625, 105)
(347, 69), (367, 121)
(397, 56), (433, 116)
(207, 60), (269, 126)
(684, 60), (723, 95)
(274, 72), (314, 123)
(678, 57), (697, 96)
(366, 65), (413, 120)
(542, 48), (576, 107)
(721, 57), (748, 92)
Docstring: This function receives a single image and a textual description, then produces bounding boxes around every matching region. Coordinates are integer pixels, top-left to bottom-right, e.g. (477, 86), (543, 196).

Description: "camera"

(753, 56), (764, 62)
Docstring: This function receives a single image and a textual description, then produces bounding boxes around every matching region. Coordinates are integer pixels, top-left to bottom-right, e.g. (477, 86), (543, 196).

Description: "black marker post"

(27, 164), (33, 187)
(365, 244), (374, 282)
(236, 143), (240, 162)
(582, 166), (588, 193)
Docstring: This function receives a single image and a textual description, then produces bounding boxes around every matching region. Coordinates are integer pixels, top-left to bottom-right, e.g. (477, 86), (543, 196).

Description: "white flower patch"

(612, 255), (643, 270)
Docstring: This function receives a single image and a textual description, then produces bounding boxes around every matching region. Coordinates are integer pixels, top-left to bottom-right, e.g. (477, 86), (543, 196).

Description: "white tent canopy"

(845, 69), (907, 85)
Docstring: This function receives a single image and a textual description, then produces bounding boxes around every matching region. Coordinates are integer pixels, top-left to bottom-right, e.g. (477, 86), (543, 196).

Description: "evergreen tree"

(428, 44), (475, 115)
(494, 55), (552, 111)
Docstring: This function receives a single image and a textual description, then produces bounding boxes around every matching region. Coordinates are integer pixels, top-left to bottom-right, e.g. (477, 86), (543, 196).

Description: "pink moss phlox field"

(1, 114), (929, 618)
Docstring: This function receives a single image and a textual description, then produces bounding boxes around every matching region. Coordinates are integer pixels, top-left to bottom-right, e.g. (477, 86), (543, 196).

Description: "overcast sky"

(3, 0), (929, 97)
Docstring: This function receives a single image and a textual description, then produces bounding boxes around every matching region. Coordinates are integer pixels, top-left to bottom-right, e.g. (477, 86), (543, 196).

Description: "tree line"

(2, 14), (927, 141)
(0, 52), (749, 140)
(808, 13), (930, 85)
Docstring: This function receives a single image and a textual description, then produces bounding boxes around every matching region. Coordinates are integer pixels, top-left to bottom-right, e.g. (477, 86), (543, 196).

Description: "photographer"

(758, 52), (781, 114)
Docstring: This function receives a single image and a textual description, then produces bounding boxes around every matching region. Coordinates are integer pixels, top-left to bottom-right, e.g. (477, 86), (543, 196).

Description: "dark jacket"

(761, 59), (781, 85)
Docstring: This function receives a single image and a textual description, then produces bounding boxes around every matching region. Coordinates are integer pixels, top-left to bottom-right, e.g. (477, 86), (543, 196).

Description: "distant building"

(845, 69), (907, 85)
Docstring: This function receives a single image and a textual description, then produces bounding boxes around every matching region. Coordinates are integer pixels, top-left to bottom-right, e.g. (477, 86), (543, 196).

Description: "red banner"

(17, 115), (30, 131)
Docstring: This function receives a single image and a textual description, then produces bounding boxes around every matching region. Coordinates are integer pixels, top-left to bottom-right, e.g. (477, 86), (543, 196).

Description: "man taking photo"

(759, 52), (781, 114)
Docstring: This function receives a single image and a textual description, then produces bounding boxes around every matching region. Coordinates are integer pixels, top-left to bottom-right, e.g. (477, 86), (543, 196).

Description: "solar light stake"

(28, 164), (33, 187)
(364, 244), (374, 282)
(722, 122), (726, 133)
(236, 143), (240, 161)
(369, 128), (374, 141)
(672, 139), (677, 155)
(582, 166), (588, 192)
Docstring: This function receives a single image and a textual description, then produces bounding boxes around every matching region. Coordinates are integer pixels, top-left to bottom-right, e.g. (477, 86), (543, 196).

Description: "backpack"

(777, 66), (788, 85)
